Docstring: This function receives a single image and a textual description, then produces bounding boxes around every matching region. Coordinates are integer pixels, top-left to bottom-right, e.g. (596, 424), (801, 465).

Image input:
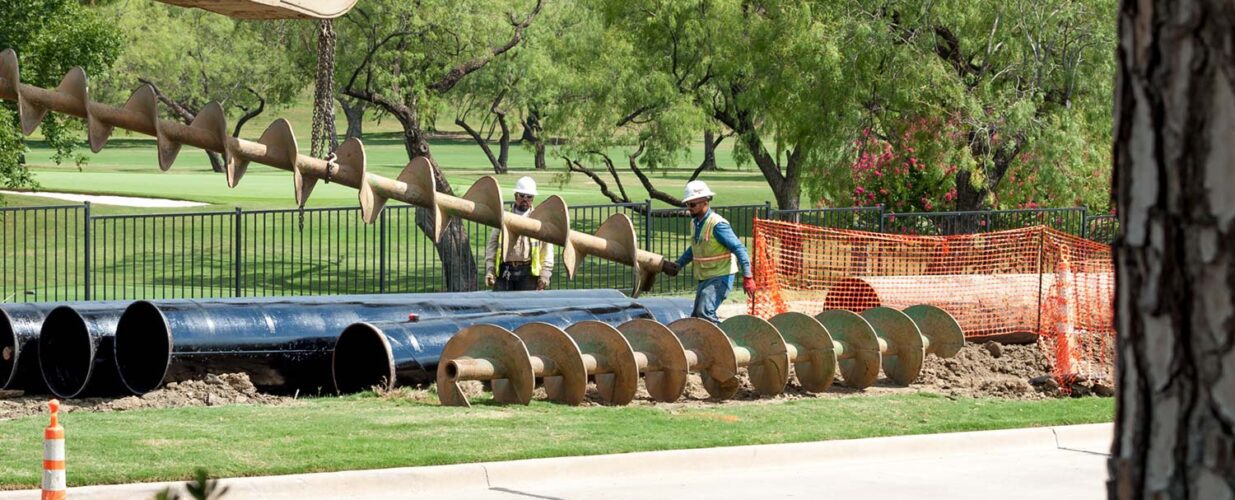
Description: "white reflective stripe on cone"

(42, 469), (66, 490)
(44, 439), (65, 460)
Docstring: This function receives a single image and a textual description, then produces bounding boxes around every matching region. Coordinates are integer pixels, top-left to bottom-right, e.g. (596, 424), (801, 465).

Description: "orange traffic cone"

(42, 400), (65, 500)
(1050, 257), (1081, 383)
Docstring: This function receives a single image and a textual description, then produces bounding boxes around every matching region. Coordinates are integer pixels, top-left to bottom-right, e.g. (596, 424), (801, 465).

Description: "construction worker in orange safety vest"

(484, 176), (555, 291)
(659, 180), (754, 323)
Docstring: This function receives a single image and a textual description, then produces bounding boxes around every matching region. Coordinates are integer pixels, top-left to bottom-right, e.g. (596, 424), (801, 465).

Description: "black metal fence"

(0, 202), (1120, 302)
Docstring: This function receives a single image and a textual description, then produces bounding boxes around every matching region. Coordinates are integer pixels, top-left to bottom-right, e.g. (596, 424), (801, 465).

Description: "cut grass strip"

(0, 393), (1112, 489)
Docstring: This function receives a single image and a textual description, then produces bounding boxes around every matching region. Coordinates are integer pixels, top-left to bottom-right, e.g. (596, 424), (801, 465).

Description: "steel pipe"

(339, 300), (689, 401)
(114, 290), (641, 395)
(820, 274), (1107, 341)
(38, 303), (131, 398)
(0, 49), (674, 296)
(1, 303), (55, 392)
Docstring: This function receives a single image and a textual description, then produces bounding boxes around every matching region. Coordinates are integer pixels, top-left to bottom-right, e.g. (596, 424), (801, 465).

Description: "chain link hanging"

(304, 18), (339, 232)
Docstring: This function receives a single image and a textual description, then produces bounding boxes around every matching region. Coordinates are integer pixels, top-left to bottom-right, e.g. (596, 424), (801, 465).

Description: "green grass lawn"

(9, 87), (775, 213)
(3, 121), (773, 300)
(0, 392), (1113, 490)
(12, 131), (773, 214)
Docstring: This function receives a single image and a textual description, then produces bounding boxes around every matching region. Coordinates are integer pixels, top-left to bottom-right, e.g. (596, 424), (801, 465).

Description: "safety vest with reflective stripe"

(496, 229), (543, 277)
(691, 211), (738, 280)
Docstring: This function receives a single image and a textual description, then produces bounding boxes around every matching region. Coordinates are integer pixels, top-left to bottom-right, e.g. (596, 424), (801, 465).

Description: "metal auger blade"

(0, 47), (674, 288)
(718, 315), (791, 397)
(328, 138), (381, 223)
(436, 324), (534, 408)
(459, 176), (505, 248)
(17, 65), (87, 135)
(501, 194), (568, 260)
(617, 318), (690, 403)
(668, 318), (741, 400)
(160, 101), (228, 172)
(0, 49), (18, 101)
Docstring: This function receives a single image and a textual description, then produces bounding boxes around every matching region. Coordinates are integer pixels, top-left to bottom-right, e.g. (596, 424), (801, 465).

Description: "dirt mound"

(917, 341), (1052, 398)
(0, 373), (293, 421)
(2, 340), (1115, 417)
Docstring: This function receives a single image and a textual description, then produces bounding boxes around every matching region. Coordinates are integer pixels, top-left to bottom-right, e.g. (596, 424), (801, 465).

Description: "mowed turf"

(0, 393), (1113, 489)
(13, 131), (775, 213)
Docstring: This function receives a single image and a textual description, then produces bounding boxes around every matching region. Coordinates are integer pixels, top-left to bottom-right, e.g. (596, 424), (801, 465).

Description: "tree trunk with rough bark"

(1109, 1), (1235, 498)
(402, 121), (477, 292)
(456, 117), (507, 174)
(700, 129), (719, 171)
(953, 170), (985, 211)
(340, 98), (366, 140)
(522, 112), (547, 170)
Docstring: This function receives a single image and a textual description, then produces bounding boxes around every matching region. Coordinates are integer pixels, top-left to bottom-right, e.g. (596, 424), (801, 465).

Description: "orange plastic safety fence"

(750, 219), (1115, 382)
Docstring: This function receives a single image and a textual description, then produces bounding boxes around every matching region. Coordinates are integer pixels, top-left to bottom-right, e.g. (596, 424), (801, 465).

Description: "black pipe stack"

(332, 298), (691, 393)
(6, 290), (693, 398)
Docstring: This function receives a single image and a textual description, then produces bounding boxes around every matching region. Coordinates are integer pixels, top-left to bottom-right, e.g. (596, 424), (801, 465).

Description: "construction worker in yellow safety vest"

(659, 180), (754, 323)
(485, 176), (554, 291)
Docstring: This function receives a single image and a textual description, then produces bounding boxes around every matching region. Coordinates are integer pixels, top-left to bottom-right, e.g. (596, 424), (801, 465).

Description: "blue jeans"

(692, 274), (734, 323)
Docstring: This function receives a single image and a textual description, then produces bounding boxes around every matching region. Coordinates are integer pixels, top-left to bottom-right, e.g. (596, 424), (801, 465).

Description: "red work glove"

(742, 277), (757, 298)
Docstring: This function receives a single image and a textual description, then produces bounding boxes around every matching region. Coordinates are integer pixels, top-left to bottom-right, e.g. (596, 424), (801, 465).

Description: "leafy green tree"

(338, 0), (543, 291)
(0, 0), (122, 188)
(595, 0), (875, 210)
(100, 0), (306, 173)
(523, 1), (707, 206)
(825, 0), (1116, 212)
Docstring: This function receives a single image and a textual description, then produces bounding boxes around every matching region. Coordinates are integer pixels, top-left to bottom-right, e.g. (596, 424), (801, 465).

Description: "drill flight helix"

(0, 49), (668, 295)
(427, 306), (966, 407)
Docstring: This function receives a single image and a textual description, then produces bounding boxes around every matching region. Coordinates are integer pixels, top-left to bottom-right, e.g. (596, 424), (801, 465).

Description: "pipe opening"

(114, 301), (171, 394)
(332, 323), (394, 394)
(1, 310), (16, 388)
(823, 277), (881, 311)
(39, 306), (94, 398)
(445, 361), (459, 379)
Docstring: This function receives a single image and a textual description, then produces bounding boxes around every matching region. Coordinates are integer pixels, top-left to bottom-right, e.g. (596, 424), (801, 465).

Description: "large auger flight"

(0, 49), (668, 295)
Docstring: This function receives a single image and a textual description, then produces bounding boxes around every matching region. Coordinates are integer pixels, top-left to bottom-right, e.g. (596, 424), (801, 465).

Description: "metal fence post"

(82, 202), (91, 300)
(763, 201), (772, 220)
(233, 207), (242, 297)
(1080, 205), (1090, 239)
(379, 207), (388, 294)
(642, 199), (653, 252)
(877, 204), (886, 233)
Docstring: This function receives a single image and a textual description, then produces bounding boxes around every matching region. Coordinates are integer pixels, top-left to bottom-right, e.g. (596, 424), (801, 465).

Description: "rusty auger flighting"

(0, 49), (669, 295)
(427, 305), (967, 407)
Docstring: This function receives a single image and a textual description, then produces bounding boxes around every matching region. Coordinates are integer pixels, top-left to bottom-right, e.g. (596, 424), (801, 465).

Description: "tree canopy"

(1, 0), (1116, 212)
(0, 0), (122, 188)
(825, 0), (1116, 212)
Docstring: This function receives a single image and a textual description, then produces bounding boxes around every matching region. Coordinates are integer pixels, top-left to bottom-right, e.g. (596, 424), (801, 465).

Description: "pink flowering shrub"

(848, 118), (959, 212)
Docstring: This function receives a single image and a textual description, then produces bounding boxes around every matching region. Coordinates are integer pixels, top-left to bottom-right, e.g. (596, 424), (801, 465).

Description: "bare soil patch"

(2, 342), (1113, 418)
(0, 373), (294, 420)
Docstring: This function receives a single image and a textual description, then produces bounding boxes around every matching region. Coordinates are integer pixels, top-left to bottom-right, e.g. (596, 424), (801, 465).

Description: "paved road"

(1, 424), (1112, 500)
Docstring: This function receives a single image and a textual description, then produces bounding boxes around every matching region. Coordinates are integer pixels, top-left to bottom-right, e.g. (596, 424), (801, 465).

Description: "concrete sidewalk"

(1, 424), (1113, 499)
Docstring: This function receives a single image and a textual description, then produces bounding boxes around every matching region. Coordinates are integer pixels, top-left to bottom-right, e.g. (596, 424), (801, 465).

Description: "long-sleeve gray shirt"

(484, 206), (555, 281)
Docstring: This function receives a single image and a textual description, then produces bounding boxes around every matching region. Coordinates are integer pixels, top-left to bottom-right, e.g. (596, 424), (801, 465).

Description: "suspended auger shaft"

(0, 49), (667, 295)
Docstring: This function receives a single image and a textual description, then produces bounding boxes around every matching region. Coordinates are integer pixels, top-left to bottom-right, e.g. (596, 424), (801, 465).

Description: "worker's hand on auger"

(742, 277), (757, 298)
(661, 261), (680, 277)
(485, 273), (496, 287)
(537, 278), (549, 291)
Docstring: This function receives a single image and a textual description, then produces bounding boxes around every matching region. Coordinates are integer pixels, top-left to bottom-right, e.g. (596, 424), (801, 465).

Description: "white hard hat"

(514, 176), (538, 196)
(682, 180), (715, 203)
